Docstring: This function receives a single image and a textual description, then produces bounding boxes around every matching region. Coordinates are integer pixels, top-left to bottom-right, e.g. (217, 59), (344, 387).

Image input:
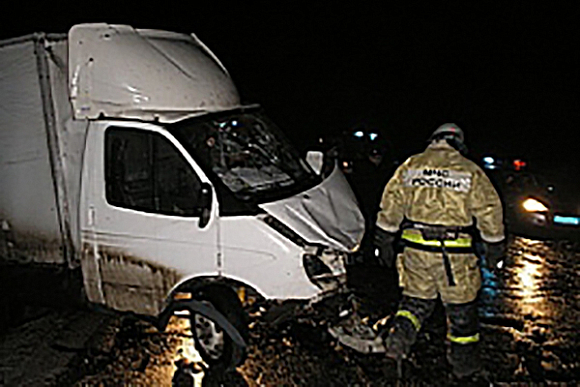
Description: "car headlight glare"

(522, 197), (549, 212)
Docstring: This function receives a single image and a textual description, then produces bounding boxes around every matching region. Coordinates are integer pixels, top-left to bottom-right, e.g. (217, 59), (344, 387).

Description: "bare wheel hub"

(193, 313), (225, 359)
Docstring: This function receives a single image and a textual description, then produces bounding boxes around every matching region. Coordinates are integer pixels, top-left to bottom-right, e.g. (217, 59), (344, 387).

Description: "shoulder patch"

(403, 169), (472, 192)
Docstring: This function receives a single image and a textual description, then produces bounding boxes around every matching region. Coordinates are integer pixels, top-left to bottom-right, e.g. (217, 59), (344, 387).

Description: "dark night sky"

(2, 3), (579, 172)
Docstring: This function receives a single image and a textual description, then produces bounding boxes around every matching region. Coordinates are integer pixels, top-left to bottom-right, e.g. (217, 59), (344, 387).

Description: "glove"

(483, 240), (507, 271)
(373, 227), (397, 267)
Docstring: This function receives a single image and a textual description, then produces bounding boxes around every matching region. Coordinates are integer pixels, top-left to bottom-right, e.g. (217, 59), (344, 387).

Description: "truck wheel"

(190, 285), (247, 370)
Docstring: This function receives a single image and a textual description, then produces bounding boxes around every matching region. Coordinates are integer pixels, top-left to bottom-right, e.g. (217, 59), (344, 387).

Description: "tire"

(190, 284), (248, 371)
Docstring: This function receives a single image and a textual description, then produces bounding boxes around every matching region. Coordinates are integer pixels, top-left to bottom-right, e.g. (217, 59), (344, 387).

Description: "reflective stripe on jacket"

(401, 229), (472, 249)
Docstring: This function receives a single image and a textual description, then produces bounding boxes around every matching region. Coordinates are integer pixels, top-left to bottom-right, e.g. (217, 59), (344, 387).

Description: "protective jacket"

(376, 140), (505, 303)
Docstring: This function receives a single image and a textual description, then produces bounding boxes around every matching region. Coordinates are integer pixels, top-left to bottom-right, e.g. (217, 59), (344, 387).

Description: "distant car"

(483, 157), (580, 241)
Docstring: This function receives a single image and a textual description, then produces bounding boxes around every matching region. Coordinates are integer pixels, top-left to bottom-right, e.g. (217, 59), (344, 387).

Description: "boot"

(448, 342), (481, 379)
(384, 317), (416, 360)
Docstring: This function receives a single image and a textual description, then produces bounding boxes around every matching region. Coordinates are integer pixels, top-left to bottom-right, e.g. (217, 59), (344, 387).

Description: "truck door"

(80, 122), (219, 316)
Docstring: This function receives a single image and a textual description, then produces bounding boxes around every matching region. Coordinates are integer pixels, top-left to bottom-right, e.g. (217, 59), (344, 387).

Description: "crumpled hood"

(260, 166), (365, 252)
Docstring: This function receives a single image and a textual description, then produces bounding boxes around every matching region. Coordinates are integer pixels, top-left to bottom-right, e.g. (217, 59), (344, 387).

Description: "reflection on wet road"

(480, 236), (580, 383)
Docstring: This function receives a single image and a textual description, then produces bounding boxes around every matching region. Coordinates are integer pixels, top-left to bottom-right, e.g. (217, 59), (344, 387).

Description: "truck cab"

(0, 23), (366, 371)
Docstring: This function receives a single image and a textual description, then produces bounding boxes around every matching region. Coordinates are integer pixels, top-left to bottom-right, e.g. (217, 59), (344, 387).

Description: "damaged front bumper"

(271, 246), (388, 354)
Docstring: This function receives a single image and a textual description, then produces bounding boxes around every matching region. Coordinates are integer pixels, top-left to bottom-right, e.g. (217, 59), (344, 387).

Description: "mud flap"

(157, 299), (247, 370)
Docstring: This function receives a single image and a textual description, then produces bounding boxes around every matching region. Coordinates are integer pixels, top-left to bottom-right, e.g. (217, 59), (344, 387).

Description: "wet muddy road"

(1, 235), (580, 386)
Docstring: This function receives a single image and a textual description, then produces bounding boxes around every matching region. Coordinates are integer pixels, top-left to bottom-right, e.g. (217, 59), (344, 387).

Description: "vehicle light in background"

(513, 159), (527, 171)
(553, 215), (580, 226)
(342, 160), (353, 174)
(522, 197), (549, 212)
(482, 156), (497, 169)
(354, 131), (364, 138)
(369, 132), (378, 141)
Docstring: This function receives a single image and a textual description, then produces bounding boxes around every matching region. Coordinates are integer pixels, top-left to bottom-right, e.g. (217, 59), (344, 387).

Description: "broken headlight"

(303, 248), (347, 291)
(262, 215), (347, 292)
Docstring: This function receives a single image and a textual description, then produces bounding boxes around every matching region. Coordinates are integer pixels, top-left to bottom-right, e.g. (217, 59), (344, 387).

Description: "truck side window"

(105, 127), (203, 216)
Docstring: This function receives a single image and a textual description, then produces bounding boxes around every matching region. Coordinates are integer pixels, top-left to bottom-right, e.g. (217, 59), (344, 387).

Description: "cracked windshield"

(171, 111), (318, 201)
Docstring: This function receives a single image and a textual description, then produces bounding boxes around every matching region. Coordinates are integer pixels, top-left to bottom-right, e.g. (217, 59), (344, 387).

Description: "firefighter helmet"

(429, 123), (467, 154)
(429, 123), (464, 144)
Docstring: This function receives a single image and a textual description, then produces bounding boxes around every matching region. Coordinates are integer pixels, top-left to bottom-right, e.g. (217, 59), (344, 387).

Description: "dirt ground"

(2, 236), (580, 386)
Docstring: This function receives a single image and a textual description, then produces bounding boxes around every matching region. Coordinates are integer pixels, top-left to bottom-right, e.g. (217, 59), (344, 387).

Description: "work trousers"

(396, 246), (481, 304)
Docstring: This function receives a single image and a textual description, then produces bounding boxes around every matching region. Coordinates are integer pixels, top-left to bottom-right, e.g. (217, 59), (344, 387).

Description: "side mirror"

(199, 183), (213, 228)
(306, 150), (324, 175)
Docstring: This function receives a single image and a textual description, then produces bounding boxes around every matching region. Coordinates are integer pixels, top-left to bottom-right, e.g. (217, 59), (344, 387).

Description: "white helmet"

(429, 123), (464, 143)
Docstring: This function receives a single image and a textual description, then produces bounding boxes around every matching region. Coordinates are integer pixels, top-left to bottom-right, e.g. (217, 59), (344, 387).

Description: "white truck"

(0, 24), (369, 370)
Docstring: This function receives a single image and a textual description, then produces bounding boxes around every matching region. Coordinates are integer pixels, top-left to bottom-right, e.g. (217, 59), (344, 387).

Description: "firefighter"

(374, 123), (506, 379)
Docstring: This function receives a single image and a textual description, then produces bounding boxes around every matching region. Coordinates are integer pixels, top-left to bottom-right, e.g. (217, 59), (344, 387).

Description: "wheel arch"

(166, 275), (265, 307)
(155, 275), (262, 370)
